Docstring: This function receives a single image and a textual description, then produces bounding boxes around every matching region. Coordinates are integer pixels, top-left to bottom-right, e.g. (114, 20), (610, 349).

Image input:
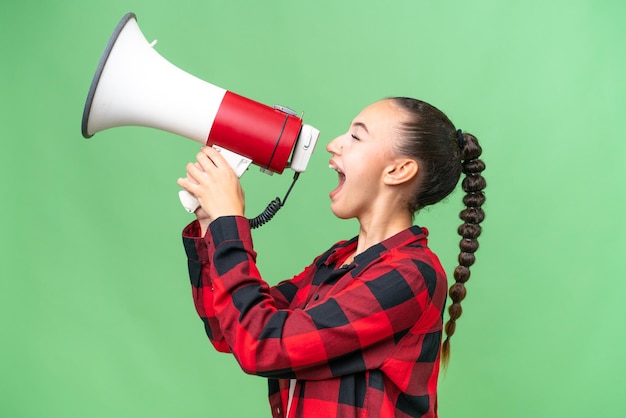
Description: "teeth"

(329, 164), (343, 173)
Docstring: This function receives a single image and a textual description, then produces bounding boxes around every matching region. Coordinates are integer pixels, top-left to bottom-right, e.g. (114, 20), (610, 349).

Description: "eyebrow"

(351, 121), (369, 133)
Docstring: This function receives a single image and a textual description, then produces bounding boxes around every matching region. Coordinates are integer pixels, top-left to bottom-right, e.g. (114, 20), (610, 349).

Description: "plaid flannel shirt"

(183, 216), (447, 418)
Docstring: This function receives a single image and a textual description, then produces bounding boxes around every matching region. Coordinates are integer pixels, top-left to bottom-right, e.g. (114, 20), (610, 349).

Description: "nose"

(326, 134), (343, 155)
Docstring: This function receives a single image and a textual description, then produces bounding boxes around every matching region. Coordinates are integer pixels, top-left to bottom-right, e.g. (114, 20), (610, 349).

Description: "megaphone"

(82, 13), (319, 226)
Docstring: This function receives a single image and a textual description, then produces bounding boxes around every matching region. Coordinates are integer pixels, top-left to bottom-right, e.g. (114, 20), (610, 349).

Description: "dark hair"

(391, 97), (487, 368)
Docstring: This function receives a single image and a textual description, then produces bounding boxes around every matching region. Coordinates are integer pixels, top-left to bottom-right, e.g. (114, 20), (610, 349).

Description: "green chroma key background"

(1, 1), (624, 416)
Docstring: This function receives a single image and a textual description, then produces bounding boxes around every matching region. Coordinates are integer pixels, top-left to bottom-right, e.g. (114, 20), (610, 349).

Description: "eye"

(351, 134), (361, 141)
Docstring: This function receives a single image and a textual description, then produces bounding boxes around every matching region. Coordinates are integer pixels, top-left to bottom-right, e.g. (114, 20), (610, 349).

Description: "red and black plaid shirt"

(183, 216), (447, 417)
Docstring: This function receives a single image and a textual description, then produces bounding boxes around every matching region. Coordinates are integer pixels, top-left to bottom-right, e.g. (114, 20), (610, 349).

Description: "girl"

(178, 97), (486, 417)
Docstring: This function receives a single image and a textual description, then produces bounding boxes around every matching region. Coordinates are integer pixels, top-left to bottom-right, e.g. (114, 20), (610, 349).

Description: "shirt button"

(313, 294), (319, 300)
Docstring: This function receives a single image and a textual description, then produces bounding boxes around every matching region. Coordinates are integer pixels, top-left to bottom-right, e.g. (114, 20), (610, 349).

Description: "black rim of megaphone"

(81, 12), (137, 139)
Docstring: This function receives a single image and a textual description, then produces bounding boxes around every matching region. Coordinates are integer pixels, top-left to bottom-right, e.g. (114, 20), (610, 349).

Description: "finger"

(177, 176), (198, 193)
(185, 162), (205, 183)
(196, 149), (217, 172)
(201, 146), (230, 169)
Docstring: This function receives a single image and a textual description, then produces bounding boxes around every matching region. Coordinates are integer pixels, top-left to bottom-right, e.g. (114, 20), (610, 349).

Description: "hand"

(177, 147), (245, 222)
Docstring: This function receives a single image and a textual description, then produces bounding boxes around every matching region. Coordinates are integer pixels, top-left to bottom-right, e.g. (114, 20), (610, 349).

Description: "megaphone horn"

(82, 13), (319, 221)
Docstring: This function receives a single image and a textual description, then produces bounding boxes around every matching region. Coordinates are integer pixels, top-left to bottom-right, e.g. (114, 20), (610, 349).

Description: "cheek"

(346, 167), (381, 198)
(351, 153), (387, 181)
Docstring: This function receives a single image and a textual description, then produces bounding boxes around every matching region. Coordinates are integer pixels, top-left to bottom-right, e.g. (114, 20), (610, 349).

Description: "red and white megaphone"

(82, 13), (319, 225)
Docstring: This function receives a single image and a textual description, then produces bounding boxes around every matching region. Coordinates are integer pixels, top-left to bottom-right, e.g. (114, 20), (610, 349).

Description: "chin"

(330, 203), (356, 220)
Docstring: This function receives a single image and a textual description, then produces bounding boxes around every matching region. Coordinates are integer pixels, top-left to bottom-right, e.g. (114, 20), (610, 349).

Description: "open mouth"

(329, 163), (345, 197)
(330, 164), (345, 182)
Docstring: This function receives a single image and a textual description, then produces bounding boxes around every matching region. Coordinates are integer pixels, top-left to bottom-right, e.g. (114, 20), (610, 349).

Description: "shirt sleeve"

(182, 220), (230, 353)
(182, 219), (316, 353)
(206, 216), (446, 381)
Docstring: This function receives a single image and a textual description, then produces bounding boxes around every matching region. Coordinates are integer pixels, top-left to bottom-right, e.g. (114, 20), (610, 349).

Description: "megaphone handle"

(179, 190), (201, 213)
(178, 146), (252, 213)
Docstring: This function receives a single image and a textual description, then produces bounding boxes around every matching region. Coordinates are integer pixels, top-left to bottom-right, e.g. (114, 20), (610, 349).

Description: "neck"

(351, 209), (413, 260)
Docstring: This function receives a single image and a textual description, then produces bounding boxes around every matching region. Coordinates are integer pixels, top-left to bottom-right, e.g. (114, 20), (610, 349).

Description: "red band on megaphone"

(208, 92), (303, 174)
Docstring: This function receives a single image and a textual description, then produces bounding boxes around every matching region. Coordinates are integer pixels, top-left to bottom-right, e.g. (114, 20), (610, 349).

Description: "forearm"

(183, 220), (230, 353)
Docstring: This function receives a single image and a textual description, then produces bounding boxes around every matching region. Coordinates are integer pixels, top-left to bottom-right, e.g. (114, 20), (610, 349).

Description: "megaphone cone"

(82, 13), (319, 221)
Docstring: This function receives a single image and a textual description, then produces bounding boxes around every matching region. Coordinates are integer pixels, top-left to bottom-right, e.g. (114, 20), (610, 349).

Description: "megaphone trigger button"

(302, 133), (312, 149)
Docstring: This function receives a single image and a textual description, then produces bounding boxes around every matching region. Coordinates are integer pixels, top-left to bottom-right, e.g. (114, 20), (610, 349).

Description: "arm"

(178, 146), (302, 323)
(182, 216), (307, 352)
(178, 148), (241, 353)
(182, 219), (230, 353)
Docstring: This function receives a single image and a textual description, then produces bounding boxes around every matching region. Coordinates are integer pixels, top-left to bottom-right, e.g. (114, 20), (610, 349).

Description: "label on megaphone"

(178, 146), (252, 213)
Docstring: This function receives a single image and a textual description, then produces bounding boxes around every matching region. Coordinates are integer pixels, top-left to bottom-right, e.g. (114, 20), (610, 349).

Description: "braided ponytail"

(441, 132), (486, 367)
(389, 97), (487, 367)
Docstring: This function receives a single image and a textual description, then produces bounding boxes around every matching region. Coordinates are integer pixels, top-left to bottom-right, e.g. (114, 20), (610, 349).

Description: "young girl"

(178, 97), (486, 418)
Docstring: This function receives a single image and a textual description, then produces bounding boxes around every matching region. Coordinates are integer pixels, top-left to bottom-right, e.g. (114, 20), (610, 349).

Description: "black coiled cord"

(248, 172), (300, 229)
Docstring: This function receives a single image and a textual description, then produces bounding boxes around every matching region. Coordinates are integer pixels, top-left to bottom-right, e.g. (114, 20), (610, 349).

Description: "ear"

(383, 158), (418, 185)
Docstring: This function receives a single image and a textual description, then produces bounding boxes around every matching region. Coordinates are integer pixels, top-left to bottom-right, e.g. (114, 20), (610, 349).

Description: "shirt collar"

(324, 225), (428, 268)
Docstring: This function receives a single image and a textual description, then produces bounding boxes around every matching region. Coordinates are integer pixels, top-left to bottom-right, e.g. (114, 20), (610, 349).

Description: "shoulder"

(352, 235), (448, 303)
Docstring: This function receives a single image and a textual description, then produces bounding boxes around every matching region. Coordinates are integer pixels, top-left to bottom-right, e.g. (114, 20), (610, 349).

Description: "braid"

(388, 98), (487, 367)
(441, 132), (486, 367)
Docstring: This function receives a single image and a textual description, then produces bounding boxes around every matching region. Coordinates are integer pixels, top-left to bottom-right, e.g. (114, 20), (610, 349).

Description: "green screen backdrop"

(2, 1), (625, 417)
